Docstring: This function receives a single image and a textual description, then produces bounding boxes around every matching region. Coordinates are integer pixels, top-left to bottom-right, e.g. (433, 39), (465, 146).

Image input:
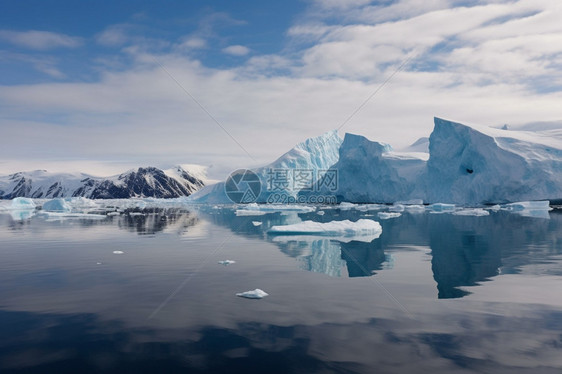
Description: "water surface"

(1, 203), (562, 373)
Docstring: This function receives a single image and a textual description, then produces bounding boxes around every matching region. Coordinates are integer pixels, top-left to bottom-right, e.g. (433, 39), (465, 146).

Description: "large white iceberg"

(426, 118), (562, 205)
(332, 117), (562, 205)
(60, 117), (558, 207)
(326, 133), (427, 203)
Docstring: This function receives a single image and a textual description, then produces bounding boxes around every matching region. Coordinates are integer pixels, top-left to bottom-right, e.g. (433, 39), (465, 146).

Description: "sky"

(0, 0), (561, 179)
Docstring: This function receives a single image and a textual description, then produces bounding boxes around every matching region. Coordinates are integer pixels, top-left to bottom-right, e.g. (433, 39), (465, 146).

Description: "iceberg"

(322, 117), (562, 205)
(10, 197), (36, 210)
(42, 198), (72, 213)
(329, 133), (427, 203)
(426, 118), (562, 205)
(188, 130), (342, 204)
(268, 219), (382, 239)
(236, 289), (269, 299)
(503, 200), (552, 219)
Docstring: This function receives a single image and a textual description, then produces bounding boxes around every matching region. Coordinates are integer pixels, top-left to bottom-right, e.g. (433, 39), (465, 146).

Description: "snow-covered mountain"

(0, 166), (205, 199)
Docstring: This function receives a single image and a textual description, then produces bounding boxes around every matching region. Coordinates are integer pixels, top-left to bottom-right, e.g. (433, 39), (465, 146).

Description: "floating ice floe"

(268, 219), (382, 239)
(378, 212), (402, 220)
(388, 204), (405, 212)
(236, 289), (268, 299)
(107, 211), (120, 216)
(42, 198), (72, 213)
(218, 260), (236, 265)
(404, 205), (426, 214)
(235, 209), (267, 216)
(316, 210), (325, 215)
(428, 203), (456, 213)
(113, 251), (124, 254)
(251, 221), (262, 226)
(338, 202), (357, 210)
(37, 212), (106, 220)
(355, 204), (385, 212)
(10, 197), (36, 210)
(503, 201), (552, 219)
(453, 208), (490, 216)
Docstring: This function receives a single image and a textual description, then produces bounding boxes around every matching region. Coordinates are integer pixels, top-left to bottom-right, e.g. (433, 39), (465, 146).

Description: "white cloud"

(178, 37), (207, 50)
(222, 45), (250, 56)
(0, 30), (82, 50)
(95, 25), (130, 47)
(1, 1), (561, 177)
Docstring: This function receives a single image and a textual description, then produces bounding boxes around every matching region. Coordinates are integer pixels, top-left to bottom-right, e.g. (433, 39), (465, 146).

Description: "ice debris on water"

(252, 221), (262, 226)
(113, 251), (124, 254)
(236, 289), (268, 299)
(378, 212), (402, 220)
(218, 260), (236, 266)
(453, 208), (490, 216)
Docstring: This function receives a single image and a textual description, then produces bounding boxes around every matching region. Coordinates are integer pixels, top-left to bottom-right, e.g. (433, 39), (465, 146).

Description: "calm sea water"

(1, 203), (562, 373)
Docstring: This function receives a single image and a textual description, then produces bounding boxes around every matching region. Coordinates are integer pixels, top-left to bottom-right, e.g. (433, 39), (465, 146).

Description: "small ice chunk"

(428, 203), (456, 213)
(503, 201), (552, 219)
(453, 208), (490, 216)
(235, 210), (267, 216)
(10, 197), (36, 210)
(404, 205), (426, 214)
(218, 260), (236, 265)
(317, 210), (325, 215)
(355, 204), (385, 212)
(252, 221), (262, 226)
(42, 198), (72, 213)
(488, 205), (501, 212)
(338, 202), (357, 210)
(504, 201), (551, 212)
(113, 250), (124, 254)
(107, 211), (120, 216)
(378, 212), (401, 220)
(236, 289), (268, 299)
(388, 204), (405, 212)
